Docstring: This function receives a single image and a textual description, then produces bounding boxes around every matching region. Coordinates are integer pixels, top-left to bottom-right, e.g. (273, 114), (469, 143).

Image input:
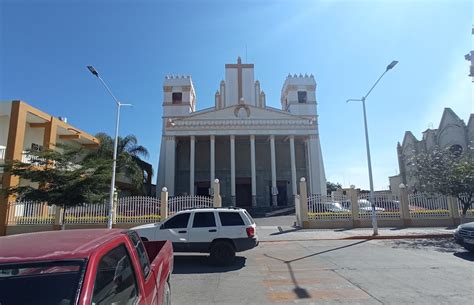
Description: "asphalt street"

(171, 238), (473, 305)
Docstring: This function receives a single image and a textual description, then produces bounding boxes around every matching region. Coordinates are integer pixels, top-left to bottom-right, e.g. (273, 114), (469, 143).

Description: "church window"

(449, 144), (463, 157)
(297, 91), (307, 103)
(172, 92), (182, 104)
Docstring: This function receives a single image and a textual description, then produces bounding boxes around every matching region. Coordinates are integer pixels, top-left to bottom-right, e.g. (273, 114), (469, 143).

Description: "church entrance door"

(235, 177), (252, 207)
(196, 181), (210, 197)
(277, 180), (288, 206)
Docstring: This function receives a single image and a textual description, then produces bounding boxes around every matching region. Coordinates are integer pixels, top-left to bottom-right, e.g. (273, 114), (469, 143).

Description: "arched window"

(297, 91), (307, 103)
(172, 92), (182, 104)
(449, 144), (463, 157)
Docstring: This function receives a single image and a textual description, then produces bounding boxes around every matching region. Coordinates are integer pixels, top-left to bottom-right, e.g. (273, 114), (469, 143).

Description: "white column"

(190, 136), (195, 195)
(210, 135), (215, 195)
(290, 136), (297, 200)
(250, 135), (257, 206)
(305, 137), (313, 195)
(308, 135), (322, 194)
(164, 136), (176, 196)
(270, 135), (277, 206)
(230, 135), (236, 206)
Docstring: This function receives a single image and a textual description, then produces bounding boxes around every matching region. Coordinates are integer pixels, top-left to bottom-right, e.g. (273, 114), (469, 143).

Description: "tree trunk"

(61, 206), (66, 230)
(459, 196), (471, 225)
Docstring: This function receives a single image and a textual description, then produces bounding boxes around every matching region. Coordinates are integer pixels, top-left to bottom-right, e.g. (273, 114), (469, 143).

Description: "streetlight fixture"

(87, 65), (132, 229)
(346, 60), (398, 236)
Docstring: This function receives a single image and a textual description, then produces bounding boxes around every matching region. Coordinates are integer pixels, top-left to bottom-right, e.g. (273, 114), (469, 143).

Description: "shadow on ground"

(389, 238), (463, 253)
(263, 240), (369, 300)
(270, 227), (302, 235)
(172, 255), (246, 274)
(453, 251), (474, 262)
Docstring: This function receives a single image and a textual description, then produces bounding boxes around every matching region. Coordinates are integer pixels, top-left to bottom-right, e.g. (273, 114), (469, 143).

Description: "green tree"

(326, 181), (342, 195)
(1, 145), (111, 208)
(87, 133), (150, 194)
(411, 146), (473, 222)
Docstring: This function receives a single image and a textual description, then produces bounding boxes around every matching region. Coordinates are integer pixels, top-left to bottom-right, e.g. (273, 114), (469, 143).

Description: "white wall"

(23, 125), (44, 151)
(0, 116), (9, 147)
(225, 68), (238, 106)
(242, 68), (255, 106)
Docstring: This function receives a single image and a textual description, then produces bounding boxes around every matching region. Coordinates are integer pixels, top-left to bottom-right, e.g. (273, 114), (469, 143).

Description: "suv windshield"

(0, 260), (85, 305)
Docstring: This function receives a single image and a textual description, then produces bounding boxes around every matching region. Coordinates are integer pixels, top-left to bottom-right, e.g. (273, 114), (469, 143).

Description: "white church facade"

(157, 58), (327, 208)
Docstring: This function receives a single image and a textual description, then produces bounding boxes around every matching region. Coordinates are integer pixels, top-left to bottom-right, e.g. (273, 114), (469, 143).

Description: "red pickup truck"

(0, 229), (173, 305)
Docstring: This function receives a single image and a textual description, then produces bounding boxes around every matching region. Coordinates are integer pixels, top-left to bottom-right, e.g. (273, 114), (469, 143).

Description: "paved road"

(171, 238), (473, 304)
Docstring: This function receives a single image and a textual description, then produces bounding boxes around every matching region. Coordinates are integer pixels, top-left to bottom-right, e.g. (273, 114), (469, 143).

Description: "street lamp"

(87, 65), (132, 229)
(346, 60), (398, 236)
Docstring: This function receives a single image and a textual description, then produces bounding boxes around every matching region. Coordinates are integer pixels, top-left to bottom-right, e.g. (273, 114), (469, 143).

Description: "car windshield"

(0, 260), (85, 305)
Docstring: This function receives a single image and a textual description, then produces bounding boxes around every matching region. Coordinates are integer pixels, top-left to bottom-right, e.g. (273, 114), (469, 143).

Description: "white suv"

(132, 207), (258, 265)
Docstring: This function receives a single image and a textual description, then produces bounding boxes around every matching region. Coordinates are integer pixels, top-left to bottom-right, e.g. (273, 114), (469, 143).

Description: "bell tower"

(280, 74), (317, 117)
(162, 75), (196, 119)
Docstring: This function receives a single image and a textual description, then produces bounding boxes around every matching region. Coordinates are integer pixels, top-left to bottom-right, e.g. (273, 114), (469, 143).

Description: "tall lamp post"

(346, 60), (398, 236)
(87, 65), (132, 229)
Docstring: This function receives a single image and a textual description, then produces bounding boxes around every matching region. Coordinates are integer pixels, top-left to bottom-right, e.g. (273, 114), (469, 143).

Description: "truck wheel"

(162, 281), (171, 305)
(210, 241), (235, 265)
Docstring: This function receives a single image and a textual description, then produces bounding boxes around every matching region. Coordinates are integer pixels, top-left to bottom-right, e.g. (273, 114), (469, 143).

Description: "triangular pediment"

(176, 105), (310, 122)
(438, 108), (465, 130)
(402, 131), (418, 147)
(468, 114), (474, 130)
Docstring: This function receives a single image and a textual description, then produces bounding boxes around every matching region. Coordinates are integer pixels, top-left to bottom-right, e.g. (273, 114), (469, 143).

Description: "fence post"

(5, 202), (13, 226)
(112, 188), (118, 225)
(53, 205), (64, 230)
(298, 177), (308, 227)
(213, 179), (222, 208)
(347, 185), (359, 227)
(160, 187), (168, 220)
(448, 196), (460, 225)
(399, 184), (410, 227)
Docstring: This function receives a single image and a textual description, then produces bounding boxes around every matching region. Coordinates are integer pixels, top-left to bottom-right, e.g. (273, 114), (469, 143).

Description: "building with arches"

(390, 108), (474, 194)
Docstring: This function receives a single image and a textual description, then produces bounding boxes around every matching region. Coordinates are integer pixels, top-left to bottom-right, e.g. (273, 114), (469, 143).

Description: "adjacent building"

(390, 108), (474, 194)
(157, 58), (327, 208)
(0, 100), (101, 235)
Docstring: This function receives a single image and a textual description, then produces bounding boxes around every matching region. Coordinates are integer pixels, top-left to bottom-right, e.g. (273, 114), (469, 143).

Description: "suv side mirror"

(160, 223), (165, 230)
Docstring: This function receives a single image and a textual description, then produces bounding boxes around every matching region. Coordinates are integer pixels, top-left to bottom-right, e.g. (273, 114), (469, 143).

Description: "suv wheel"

(210, 241), (235, 265)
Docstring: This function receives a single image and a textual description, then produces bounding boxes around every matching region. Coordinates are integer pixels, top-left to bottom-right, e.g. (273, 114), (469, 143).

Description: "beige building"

(157, 58), (327, 209)
(0, 100), (100, 235)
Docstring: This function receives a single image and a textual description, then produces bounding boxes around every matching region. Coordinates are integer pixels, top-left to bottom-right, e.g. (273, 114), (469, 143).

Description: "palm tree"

(87, 133), (151, 194)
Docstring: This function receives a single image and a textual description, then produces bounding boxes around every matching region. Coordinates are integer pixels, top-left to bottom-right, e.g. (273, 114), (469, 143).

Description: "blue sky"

(1, 0), (472, 190)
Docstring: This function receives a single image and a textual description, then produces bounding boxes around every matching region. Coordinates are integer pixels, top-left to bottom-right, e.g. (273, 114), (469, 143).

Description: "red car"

(0, 229), (173, 305)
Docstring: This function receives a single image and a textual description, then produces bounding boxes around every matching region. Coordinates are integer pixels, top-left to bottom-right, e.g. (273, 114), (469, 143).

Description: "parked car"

(358, 199), (386, 212)
(314, 202), (350, 213)
(133, 207), (258, 265)
(453, 222), (474, 251)
(0, 229), (173, 305)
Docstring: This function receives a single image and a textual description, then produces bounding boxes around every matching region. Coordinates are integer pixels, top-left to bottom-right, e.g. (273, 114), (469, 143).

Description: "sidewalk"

(256, 225), (455, 242)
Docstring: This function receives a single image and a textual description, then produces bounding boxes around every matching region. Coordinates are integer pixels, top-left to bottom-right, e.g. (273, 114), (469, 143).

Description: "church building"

(389, 108), (474, 195)
(157, 58), (327, 208)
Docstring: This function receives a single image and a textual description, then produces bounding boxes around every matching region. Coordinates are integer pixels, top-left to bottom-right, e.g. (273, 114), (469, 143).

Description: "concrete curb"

(259, 233), (453, 243)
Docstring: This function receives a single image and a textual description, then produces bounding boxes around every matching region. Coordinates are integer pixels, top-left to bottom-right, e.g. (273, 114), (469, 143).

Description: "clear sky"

(1, 0), (472, 190)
